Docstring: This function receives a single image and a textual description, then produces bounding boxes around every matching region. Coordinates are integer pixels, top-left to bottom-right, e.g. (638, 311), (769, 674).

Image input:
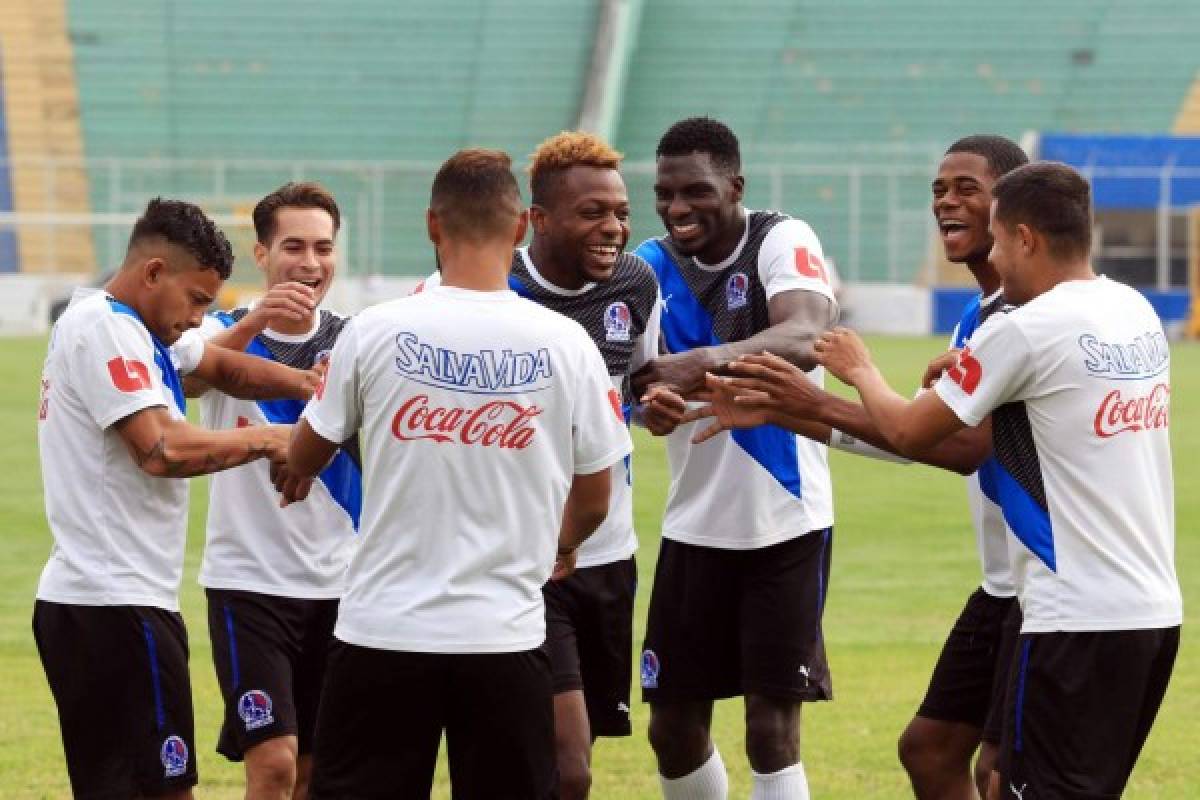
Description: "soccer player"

(421, 130), (661, 798)
(630, 117), (838, 800)
(686, 135), (1031, 799)
(187, 182), (358, 800)
(281, 149), (634, 799)
(813, 162), (1181, 799)
(33, 198), (323, 800)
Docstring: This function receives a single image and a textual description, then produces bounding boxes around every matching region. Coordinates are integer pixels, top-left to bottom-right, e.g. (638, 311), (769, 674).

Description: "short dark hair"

(992, 162), (1092, 260)
(945, 135), (1029, 179)
(430, 149), (522, 242)
(127, 198), (234, 279)
(253, 181), (341, 244)
(656, 116), (741, 173)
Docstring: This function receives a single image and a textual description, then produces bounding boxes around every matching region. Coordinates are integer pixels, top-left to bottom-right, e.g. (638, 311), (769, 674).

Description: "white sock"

(660, 747), (729, 800)
(750, 762), (809, 800)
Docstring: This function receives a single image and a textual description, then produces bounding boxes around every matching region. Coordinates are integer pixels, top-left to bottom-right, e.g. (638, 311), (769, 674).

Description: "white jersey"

(304, 285), (633, 653)
(418, 249), (661, 569)
(935, 277), (1181, 633)
(37, 288), (205, 611)
(197, 310), (358, 598)
(635, 212), (837, 549)
(950, 290), (1016, 598)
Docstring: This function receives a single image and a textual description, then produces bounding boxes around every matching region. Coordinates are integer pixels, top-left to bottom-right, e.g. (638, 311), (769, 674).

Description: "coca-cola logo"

(391, 394), (542, 449)
(1093, 383), (1169, 438)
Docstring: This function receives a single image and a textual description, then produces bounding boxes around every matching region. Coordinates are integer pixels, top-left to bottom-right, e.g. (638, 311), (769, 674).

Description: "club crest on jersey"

(641, 649), (660, 689)
(238, 689), (275, 731)
(604, 301), (632, 342)
(726, 272), (749, 310)
(160, 735), (189, 778)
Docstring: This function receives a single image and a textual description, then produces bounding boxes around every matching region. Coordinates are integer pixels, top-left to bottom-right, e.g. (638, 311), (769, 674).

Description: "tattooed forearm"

(129, 432), (275, 478)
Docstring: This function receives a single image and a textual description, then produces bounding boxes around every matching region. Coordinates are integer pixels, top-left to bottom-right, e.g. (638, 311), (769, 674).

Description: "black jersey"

(507, 248), (660, 406)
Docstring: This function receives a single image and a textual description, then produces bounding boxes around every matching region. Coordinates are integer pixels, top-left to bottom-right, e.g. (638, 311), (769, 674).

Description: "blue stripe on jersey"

(952, 295), (1055, 570)
(212, 312), (362, 529)
(508, 273), (530, 297)
(977, 458), (1056, 572)
(635, 239), (802, 499)
(952, 294), (983, 349)
(107, 298), (186, 414)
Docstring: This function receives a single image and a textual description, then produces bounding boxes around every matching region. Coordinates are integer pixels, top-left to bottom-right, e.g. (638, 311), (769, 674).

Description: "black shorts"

(641, 530), (833, 704)
(32, 600), (198, 799)
(917, 587), (1020, 741)
(309, 641), (557, 800)
(206, 588), (339, 761)
(543, 557), (637, 737)
(998, 626), (1179, 798)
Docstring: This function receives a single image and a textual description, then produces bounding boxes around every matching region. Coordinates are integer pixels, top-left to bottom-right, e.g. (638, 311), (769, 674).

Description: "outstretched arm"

(684, 351), (990, 474)
(631, 289), (835, 398)
(816, 327), (973, 459)
(188, 342), (324, 402)
(183, 282), (316, 397)
(113, 406), (290, 478)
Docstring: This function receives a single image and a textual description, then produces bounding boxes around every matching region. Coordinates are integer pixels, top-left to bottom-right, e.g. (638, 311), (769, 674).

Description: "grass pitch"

(1, 335), (1196, 797)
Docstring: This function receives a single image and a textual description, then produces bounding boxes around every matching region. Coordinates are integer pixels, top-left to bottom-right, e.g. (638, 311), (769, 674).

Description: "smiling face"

(653, 152), (744, 262)
(932, 151), (997, 265)
(255, 207), (337, 305)
(534, 165), (630, 284)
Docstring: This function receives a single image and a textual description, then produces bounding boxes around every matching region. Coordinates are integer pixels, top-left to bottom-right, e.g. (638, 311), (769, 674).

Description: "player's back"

(308, 284), (631, 654)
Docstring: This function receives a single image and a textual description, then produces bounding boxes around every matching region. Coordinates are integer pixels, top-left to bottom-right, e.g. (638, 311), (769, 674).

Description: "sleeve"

(569, 331), (634, 475)
(630, 287), (663, 373)
(828, 429), (912, 464)
(302, 318), (362, 443)
(71, 313), (168, 429)
(171, 329), (206, 376)
(933, 313), (1036, 427)
(196, 313), (229, 341)
(756, 218), (838, 304)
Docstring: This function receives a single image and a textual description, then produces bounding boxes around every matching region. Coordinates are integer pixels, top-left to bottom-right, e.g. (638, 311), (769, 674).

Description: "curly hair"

(528, 131), (623, 206)
(945, 135), (1029, 179)
(656, 116), (741, 174)
(253, 181), (341, 245)
(127, 198), (234, 279)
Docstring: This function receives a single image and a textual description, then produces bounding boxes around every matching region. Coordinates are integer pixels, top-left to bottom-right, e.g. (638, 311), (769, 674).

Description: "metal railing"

(10, 156), (1192, 288)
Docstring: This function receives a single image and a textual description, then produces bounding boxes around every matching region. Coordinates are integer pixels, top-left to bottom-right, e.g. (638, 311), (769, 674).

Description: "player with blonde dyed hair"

(418, 132), (667, 798)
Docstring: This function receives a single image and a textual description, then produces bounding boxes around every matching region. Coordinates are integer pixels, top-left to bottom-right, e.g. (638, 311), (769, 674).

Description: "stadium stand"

(66, 0), (597, 277)
(0, 0), (94, 274)
(0, 0), (1188, 286)
(615, 0), (1200, 281)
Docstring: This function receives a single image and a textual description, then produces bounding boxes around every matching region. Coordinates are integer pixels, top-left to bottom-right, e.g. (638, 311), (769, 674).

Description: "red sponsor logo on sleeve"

(1093, 383), (1169, 438)
(946, 347), (982, 395)
(106, 357), (152, 393)
(391, 395), (542, 449)
(607, 388), (624, 422)
(794, 247), (829, 284)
